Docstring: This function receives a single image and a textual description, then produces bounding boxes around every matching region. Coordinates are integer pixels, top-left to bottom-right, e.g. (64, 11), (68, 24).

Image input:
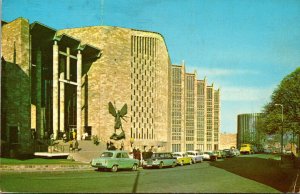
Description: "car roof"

(102, 150), (128, 153)
(153, 152), (172, 154)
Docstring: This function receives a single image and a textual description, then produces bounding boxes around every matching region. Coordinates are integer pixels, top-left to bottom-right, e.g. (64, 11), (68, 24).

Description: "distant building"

(170, 64), (220, 152)
(219, 133), (237, 150)
(237, 113), (264, 149)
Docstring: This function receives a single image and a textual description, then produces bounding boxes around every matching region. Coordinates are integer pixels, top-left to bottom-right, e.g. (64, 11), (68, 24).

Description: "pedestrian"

(121, 141), (124, 150)
(69, 141), (73, 151)
(75, 140), (79, 151)
(136, 148), (141, 166)
(63, 133), (67, 142)
(106, 141), (109, 150)
(111, 144), (116, 150)
(133, 147), (137, 159)
(72, 130), (76, 140)
(148, 148), (153, 158)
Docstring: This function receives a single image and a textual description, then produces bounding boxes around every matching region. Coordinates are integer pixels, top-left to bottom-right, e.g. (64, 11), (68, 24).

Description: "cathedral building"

(1, 17), (219, 156)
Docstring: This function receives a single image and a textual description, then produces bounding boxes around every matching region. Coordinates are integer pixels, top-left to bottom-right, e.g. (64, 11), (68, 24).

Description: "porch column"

(36, 48), (44, 139)
(76, 50), (82, 140)
(66, 47), (70, 80)
(59, 58), (65, 133)
(53, 41), (59, 139)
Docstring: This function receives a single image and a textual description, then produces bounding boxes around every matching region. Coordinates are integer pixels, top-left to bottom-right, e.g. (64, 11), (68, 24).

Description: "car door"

(165, 153), (172, 166)
(195, 153), (200, 162)
(115, 152), (123, 168)
(121, 152), (132, 168)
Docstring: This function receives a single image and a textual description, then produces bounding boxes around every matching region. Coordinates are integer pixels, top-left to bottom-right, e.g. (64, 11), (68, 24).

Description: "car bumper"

(143, 164), (159, 168)
(91, 163), (108, 168)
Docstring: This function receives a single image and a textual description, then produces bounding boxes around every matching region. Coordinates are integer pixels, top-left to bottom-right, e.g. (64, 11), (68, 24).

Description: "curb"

(0, 164), (93, 172)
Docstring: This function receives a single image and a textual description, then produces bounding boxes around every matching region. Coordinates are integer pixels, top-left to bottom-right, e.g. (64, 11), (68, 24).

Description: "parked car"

(264, 148), (272, 153)
(186, 151), (203, 163)
(204, 151), (217, 161)
(173, 152), (193, 166)
(232, 149), (240, 156)
(213, 150), (226, 159)
(91, 150), (139, 172)
(223, 149), (235, 158)
(240, 144), (254, 154)
(202, 151), (211, 160)
(143, 152), (177, 169)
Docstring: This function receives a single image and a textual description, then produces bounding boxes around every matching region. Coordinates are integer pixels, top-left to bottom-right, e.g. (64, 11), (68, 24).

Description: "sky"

(2, 0), (300, 133)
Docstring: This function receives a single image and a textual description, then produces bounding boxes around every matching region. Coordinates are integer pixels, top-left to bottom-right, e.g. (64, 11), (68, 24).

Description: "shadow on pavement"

(210, 156), (296, 192)
(132, 170), (140, 193)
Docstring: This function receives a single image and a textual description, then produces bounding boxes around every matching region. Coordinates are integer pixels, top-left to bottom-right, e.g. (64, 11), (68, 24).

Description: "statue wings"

(119, 104), (127, 117)
(108, 102), (117, 117)
(108, 102), (127, 117)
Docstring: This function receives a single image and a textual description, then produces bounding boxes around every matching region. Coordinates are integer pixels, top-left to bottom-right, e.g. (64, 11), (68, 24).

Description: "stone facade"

(1, 18), (31, 155)
(219, 133), (237, 150)
(57, 27), (171, 150)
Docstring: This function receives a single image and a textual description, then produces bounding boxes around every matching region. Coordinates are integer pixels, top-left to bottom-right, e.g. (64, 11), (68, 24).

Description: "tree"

(262, 67), (300, 135)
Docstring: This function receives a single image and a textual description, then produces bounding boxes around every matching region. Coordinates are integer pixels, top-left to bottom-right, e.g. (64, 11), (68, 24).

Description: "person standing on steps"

(106, 141), (109, 150)
(121, 141), (124, 150)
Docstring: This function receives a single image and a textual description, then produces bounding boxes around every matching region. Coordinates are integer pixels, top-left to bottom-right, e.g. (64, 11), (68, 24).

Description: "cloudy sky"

(2, 0), (300, 133)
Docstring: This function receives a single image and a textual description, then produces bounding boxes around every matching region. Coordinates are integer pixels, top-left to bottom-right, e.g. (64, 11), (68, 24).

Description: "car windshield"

(173, 153), (181, 157)
(101, 152), (113, 158)
(152, 153), (163, 158)
(187, 152), (195, 155)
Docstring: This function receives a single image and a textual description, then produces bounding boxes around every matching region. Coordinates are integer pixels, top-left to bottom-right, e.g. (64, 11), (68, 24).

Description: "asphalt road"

(1, 161), (279, 193)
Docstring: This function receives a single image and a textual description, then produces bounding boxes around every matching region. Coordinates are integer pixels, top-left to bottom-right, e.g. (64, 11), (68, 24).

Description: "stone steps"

(55, 140), (107, 163)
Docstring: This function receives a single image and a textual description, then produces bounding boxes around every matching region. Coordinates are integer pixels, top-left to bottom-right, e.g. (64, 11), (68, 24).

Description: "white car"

(186, 151), (203, 163)
(196, 151), (210, 160)
(202, 151), (213, 160)
(232, 149), (240, 156)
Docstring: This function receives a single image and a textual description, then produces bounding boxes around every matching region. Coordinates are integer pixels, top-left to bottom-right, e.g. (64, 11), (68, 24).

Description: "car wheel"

(192, 159), (196, 164)
(111, 165), (118, 172)
(189, 160), (193, 165)
(171, 162), (176, 168)
(180, 161), (184, 166)
(159, 162), (163, 169)
(132, 164), (138, 171)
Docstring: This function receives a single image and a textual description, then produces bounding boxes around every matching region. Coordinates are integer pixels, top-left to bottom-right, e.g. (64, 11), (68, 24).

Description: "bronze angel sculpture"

(108, 102), (127, 140)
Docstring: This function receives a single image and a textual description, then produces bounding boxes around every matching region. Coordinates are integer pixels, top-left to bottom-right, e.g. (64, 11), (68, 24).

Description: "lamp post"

(130, 138), (134, 147)
(275, 104), (284, 155)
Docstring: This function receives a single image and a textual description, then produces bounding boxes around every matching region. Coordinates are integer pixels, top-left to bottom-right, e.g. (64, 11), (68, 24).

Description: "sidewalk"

(0, 163), (93, 172)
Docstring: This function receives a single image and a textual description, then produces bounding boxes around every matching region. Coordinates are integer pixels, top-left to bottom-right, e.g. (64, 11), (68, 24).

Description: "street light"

(275, 104), (284, 155)
(130, 138), (134, 147)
